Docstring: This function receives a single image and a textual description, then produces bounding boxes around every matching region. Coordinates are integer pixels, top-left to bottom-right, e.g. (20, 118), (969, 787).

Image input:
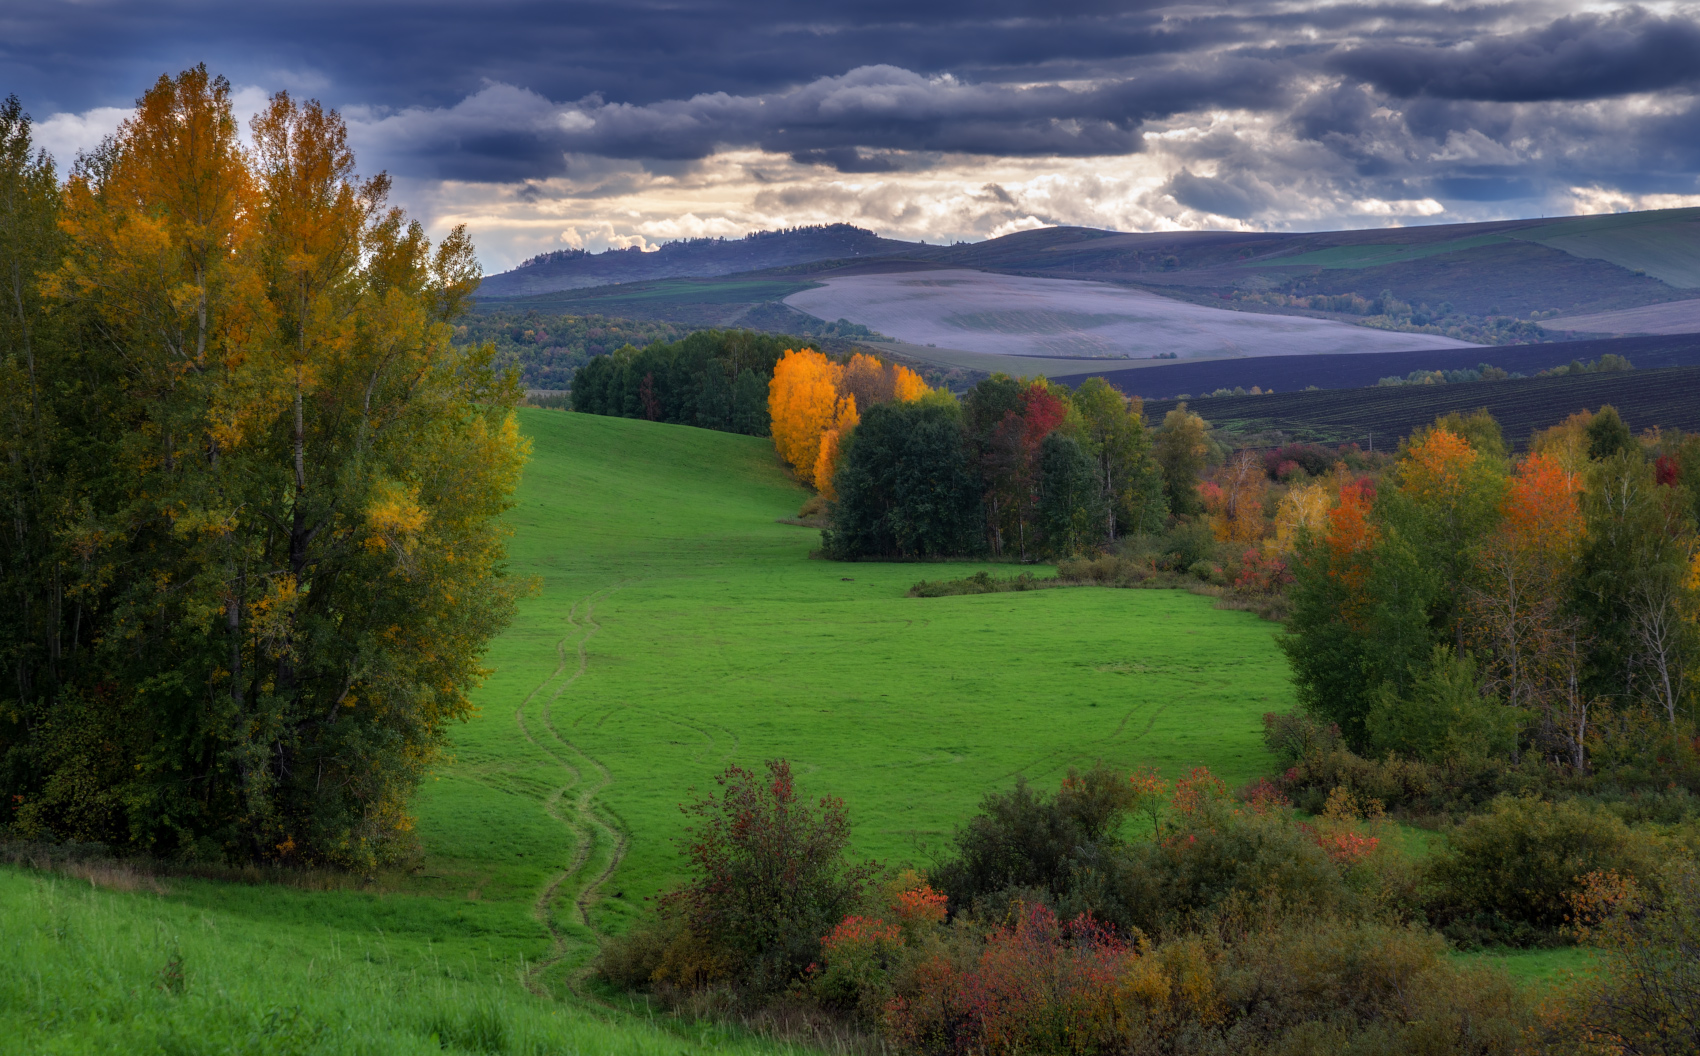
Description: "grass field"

(1249, 234), (1512, 270)
(4, 410), (1306, 1052)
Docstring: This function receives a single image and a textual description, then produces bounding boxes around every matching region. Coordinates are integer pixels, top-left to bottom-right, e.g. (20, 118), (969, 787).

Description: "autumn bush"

(1427, 795), (1660, 947)
(929, 764), (1403, 942)
(595, 759), (878, 995)
(1557, 859), (1700, 1055)
(878, 908), (1533, 1056)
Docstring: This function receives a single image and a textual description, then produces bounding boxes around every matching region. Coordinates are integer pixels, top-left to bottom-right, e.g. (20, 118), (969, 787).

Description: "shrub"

(1365, 647), (1518, 765)
(598, 759), (878, 994)
(883, 903), (1132, 1056)
(885, 911), (1535, 1056)
(1564, 859), (1700, 1055)
(1429, 796), (1658, 946)
(931, 765), (1134, 913)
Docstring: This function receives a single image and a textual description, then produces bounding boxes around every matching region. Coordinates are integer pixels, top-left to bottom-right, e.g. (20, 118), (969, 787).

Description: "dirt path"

(512, 588), (628, 999)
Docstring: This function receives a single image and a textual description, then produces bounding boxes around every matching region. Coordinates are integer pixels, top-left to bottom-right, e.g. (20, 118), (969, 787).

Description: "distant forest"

(457, 308), (888, 390)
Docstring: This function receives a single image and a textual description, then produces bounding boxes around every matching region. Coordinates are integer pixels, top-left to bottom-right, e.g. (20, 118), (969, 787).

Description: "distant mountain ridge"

(477, 223), (920, 298)
(480, 209), (1700, 329)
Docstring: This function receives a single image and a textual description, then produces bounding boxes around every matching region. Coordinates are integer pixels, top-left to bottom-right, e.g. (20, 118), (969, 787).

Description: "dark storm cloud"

(355, 56), (1293, 181)
(1332, 9), (1700, 102)
(7, 1), (1700, 213)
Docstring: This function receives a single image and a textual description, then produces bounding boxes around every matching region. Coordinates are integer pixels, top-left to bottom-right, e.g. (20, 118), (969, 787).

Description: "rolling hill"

(1054, 332), (1700, 399)
(483, 208), (1700, 325)
(1144, 363), (1700, 448)
(477, 209), (1700, 381)
(476, 224), (916, 299)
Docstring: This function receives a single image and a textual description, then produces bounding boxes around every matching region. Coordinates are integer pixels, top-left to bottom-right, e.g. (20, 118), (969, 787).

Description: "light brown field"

(784, 269), (1477, 364)
(1540, 298), (1700, 336)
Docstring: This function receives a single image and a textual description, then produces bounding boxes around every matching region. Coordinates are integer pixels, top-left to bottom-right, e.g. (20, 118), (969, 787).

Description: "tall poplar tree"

(1, 70), (525, 867)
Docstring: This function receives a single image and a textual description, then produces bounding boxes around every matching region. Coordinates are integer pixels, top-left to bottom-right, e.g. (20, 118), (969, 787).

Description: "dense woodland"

(0, 78), (522, 867)
(569, 329), (795, 434)
(455, 310), (685, 390)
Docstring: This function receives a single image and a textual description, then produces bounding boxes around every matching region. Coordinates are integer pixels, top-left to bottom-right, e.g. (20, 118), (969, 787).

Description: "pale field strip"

(785, 269), (1477, 365)
(1539, 298), (1700, 336)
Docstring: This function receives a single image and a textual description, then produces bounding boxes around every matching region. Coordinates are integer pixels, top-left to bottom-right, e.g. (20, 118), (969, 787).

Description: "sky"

(7, 1), (1700, 272)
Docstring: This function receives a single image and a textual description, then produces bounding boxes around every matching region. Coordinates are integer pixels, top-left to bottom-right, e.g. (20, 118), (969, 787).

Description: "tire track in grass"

(512, 588), (626, 998)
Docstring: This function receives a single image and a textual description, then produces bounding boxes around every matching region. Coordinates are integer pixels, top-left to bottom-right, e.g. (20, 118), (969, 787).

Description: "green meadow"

(4, 410), (1320, 1052)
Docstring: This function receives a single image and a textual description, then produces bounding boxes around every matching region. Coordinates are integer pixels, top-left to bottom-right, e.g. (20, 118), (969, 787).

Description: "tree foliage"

(0, 72), (524, 867)
(568, 327), (789, 435)
(1282, 405), (1700, 773)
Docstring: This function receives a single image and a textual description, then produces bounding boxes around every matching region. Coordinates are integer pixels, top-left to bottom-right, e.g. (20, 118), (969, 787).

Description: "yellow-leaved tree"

(769, 348), (928, 493)
(5, 68), (525, 867)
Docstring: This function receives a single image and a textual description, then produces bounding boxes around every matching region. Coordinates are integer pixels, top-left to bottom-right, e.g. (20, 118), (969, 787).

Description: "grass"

(1250, 234), (1512, 270)
(5, 409), (1300, 1050)
(1524, 208), (1700, 289)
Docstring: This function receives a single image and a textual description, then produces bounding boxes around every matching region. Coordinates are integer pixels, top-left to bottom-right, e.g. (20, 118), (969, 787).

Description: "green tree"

(1035, 432), (1107, 558)
(2, 70), (525, 867)
(1155, 404), (1210, 517)
(825, 400), (981, 559)
(1366, 646), (1518, 763)
(1071, 377), (1165, 538)
(0, 95), (66, 806)
(1577, 450), (1697, 721)
(1586, 405), (1636, 461)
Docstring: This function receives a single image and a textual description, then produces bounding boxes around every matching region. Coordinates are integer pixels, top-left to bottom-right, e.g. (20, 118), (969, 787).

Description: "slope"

(6, 410), (1294, 1052)
(1143, 365), (1700, 448)
(478, 224), (917, 299)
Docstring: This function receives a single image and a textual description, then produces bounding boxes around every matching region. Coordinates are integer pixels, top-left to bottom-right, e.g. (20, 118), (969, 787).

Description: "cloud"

(10, 1), (1700, 270)
(31, 106), (129, 168)
(1332, 9), (1700, 103)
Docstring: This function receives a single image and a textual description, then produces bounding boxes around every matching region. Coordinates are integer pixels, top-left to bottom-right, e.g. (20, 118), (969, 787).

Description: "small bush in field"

(596, 759), (878, 994)
(1429, 795), (1657, 946)
(930, 764), (1135, 913)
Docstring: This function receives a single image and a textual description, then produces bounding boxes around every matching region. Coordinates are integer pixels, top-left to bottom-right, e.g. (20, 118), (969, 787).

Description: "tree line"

(820, 373), (1210, 562)
(569, 329), (797, 435)
(0, 74), (523, 866)
(1283, 406), (1700, 773)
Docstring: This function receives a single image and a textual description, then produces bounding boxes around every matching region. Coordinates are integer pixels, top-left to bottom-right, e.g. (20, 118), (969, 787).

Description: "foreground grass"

(0, 869), (797, 1056)
(7, 410), (1295, 1049)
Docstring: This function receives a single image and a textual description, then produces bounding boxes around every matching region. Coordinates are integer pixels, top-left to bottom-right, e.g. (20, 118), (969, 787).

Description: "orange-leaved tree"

(770, 349), (927, 491)
(1469, 452), (1586, 754)
(768, 348), (846, 486)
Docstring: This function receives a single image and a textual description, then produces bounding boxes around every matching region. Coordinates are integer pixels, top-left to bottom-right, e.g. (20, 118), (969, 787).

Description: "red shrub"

(884, 904), (1132, 1056)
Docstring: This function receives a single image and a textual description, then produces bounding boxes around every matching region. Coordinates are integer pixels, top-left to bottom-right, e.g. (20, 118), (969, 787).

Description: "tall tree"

(1154, 404), (1210, 517)
(1070, 377), (1164, 539)
(5, 69), (525, 866)
(825, 401), (981, 559)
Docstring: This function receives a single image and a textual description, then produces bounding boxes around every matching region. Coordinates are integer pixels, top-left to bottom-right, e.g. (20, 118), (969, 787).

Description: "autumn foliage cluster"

(1281, 405), (1700, 782)
(818, 374), (1169, 561)
(602, 760), (1552, 1055)
(767, 349), (928, 496)
(0, 76), (524, 866)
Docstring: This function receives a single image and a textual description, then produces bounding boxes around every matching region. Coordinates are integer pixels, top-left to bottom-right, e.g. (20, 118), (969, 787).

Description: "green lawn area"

(5, 409), (1299, 1052)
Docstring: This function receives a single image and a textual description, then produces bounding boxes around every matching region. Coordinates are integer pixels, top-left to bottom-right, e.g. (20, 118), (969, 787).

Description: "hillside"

(478, 210), (1700, 383)
(8, 410), (1296, 1051)
(484, 209), (1700, 331)
(477, 224), (918, 299)
(1055, 332), (1700, 399)
(1144, 364), (1700, 448)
